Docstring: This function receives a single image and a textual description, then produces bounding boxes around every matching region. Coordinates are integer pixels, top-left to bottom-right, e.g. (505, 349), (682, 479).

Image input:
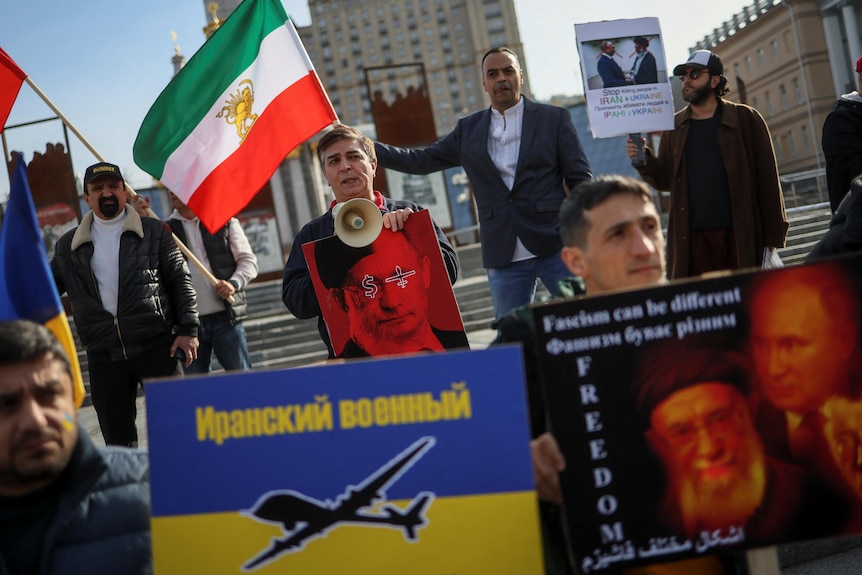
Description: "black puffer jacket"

(52, 206), (198, 359)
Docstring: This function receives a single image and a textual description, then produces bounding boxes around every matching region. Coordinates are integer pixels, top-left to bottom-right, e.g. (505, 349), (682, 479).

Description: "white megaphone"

(332, 198), (384, 248)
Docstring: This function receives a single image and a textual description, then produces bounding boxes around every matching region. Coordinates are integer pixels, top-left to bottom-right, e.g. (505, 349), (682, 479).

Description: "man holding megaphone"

(282, 124), (460, 358)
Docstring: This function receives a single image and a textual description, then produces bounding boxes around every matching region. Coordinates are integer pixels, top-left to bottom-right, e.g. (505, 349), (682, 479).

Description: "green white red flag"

(133, 0), (337, 232)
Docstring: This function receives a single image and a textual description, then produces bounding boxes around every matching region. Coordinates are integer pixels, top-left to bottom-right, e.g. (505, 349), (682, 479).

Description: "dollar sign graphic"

(361, 274), (378, 298)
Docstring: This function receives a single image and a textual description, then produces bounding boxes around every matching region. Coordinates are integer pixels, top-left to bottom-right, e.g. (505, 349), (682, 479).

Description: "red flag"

(0, 47), (27, 132)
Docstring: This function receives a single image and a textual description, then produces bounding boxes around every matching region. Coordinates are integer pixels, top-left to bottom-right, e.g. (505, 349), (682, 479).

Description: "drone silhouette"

(242, 436), (436, 570)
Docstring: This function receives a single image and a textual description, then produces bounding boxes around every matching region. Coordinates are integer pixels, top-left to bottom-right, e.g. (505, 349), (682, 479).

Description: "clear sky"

(0, 0), (753, 201)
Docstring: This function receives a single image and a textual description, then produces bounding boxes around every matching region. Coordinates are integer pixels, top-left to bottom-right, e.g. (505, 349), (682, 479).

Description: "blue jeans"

(186, 312), (252, 374)
(487, 252), (573, 321)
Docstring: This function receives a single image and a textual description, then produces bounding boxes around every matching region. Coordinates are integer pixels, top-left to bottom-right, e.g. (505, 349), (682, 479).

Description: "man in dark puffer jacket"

(0, 320), (151, 575)
(51, 162), (198, 447)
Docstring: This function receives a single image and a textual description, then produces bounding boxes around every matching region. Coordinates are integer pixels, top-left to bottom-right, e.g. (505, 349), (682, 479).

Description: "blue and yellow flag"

(0, 154), (85, 408)
(147, 347), (544, 574)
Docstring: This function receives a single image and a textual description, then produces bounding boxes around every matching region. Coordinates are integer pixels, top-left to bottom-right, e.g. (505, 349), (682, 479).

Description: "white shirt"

(170, 210), (258, 316)
(486, 97), (534, 262)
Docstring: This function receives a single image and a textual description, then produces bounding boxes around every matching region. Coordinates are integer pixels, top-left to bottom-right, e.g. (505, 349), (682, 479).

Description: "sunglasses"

(678, 69), (709, 81)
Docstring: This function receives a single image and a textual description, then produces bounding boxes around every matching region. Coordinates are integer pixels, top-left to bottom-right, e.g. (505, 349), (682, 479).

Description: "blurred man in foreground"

(0, 320), (151, 574)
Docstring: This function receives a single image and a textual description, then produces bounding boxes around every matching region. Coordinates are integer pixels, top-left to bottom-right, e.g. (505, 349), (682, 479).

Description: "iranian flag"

(133, 0), (337, 233)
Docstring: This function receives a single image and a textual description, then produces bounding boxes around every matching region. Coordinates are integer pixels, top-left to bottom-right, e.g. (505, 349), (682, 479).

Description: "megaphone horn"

(332, 198), (384, 248)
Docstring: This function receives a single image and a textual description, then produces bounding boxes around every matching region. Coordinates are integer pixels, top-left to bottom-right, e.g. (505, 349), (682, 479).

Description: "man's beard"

(99, 197), (120, 218)
(683, 82), (714, 106)
(1, 429), (73, 490)
(666, 439), (768, 537)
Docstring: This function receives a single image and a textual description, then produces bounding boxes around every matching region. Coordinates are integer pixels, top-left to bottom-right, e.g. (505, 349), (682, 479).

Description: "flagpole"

(23, 77), (234, 304)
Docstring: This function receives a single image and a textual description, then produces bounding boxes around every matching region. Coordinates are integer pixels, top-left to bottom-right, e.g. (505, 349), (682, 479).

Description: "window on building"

(485, 2), (501, 17)
(780, 84), (788, 109)
(427, 41), (436, 52)
(757, 48), (765, 66)
(745, 56), (752, 72)
(765, 91), (773, 115)
(788, 131), (797, 156)
(734, 63), (740, 78)
(487, 17), (504, 33)
(773, 136), (782, 160)
(752, 96), (759, 110)
(793, 78), (802, 103)
(802, 125), (811, 151)
(391, 4), (398, 14)
(343, 72), (351, 83)
(771, 39), (779, 59)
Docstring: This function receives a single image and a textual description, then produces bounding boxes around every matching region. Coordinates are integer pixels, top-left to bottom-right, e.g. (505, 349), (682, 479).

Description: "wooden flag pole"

(23, 76), (234, 304)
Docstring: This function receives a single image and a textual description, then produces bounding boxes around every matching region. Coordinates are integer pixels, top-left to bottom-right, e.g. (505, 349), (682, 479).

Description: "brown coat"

(636, 99), (789, 279)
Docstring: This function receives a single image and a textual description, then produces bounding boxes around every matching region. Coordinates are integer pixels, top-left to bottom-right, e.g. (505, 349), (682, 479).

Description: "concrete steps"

(67, 203), (834, 402)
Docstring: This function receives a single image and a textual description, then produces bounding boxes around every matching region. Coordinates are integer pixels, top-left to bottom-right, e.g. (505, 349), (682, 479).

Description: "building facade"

(818, 0), (862, 95)
(298, 0), (529, 136)
(692, 0), (832, 201)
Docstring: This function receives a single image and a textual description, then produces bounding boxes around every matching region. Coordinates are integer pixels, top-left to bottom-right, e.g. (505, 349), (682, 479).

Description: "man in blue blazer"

(375, 47), (592, 322)
(597, 41), (630, 88)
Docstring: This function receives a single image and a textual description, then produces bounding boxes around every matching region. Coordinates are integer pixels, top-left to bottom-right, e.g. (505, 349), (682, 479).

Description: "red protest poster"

(303, 209), (468, 358)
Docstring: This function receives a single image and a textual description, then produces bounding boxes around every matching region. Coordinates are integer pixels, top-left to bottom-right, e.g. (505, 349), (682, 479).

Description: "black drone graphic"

(242, 436), (436, 570)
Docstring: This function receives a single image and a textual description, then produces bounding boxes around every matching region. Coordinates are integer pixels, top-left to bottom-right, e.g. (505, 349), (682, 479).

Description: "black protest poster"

(532, 255), (862, 572)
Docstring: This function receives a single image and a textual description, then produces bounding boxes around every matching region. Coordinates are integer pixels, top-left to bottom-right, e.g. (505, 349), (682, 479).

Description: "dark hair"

(714, 75), (730, 97)
(317, 124), (376, 167)
(559, 175), (654, 249)
(633, 336), (752, 423)
(633, 36), (649, 48)
(0, 320), (72, 377)
(481, 47), (520, 68)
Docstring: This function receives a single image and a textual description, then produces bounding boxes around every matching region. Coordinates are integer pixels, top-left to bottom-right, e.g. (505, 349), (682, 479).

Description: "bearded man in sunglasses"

(626, 50), (788, 280)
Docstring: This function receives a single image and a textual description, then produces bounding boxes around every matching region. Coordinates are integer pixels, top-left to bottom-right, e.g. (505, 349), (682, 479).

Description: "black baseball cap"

(673, 50), (724, 76)
(83, 162), (124, 188)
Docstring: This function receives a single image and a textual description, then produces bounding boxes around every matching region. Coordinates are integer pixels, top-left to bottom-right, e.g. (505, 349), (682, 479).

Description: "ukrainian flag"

(0, 154), (86, 408)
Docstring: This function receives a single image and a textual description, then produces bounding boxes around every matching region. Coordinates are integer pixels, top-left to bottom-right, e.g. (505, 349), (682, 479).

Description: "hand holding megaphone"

(332, 198), (384, 247)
